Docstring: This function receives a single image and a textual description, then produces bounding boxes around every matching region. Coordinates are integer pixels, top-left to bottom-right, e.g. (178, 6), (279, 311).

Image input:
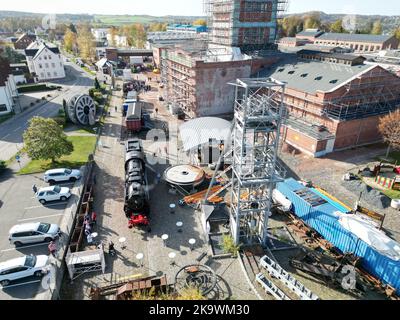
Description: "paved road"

(0, 59), (93, 299)
(0, 59), (94, 161)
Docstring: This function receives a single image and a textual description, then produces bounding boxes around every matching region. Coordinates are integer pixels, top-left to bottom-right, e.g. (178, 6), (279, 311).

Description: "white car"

(36, 186), (71, 204)
(9, 223), (60, 247)
(0, 255), (49, 287)
(44, 168), (81, 184)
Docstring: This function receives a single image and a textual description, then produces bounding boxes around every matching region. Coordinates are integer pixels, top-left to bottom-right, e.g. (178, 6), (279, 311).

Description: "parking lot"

(0, 171), (77, 300)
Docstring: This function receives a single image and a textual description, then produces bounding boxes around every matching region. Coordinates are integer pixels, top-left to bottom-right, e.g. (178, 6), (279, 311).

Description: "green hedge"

(17, 84), (60, 94)
(0, 160), (6, 173)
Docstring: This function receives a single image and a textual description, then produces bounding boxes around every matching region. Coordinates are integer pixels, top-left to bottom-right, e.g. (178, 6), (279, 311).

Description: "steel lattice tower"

(229, 78), (286, 245)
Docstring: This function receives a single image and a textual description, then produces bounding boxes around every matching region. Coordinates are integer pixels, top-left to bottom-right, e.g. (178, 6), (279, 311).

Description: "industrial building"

(259, 50), (400, 157)
(166, 24), (208, 34)
(314, 33), (399, 53)
(289, 29), (400, 53)
(205, 0), (285, 52)
(161, 0), (286, 117)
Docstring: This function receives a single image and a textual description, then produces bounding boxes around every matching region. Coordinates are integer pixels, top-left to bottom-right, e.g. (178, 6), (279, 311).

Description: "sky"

(0, 0), (399, 17)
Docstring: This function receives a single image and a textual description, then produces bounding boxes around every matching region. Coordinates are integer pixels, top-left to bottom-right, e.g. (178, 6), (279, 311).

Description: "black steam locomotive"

(124, 139), (150, 228)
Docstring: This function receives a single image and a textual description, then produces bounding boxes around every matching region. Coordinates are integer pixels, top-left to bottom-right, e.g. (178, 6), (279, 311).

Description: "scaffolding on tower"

(228, 78), (287, 245)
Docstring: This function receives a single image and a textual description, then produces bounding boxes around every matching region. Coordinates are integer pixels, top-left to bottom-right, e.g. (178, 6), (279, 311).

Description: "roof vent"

(315, 76), (323, 80)
(329, 79), (338, 84)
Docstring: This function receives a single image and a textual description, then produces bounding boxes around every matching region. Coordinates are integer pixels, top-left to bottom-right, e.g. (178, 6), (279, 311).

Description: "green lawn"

(376, 150), (400, 164)
(82, 66), (96, 76)
(382, 189), (400, 200)
(18, 136), (96, 175)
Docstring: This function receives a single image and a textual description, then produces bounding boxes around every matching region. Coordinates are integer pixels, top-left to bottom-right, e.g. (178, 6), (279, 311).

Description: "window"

(301, 73), (308, 78)
(0, 104), (7, 112)
(278, 68), (285, 72)
(288, 71), (295, 74)
(48, 55), (52, 60)
(47, 72), (51, 77)
(51, 63), (55, 68)
(315, 76), (323, 81)
(329, 79), (338, 84)
(39, 64), (42, 69)
(45, 63), (49, 68)
(54, 72), (57, 77)
(40, 73), (44, 78)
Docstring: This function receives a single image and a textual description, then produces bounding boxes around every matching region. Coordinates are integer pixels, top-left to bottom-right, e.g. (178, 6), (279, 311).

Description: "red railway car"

(125, 102), (143, 133)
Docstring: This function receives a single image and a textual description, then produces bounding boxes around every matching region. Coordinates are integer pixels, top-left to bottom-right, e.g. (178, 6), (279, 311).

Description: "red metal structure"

(125, 102), (143, 133)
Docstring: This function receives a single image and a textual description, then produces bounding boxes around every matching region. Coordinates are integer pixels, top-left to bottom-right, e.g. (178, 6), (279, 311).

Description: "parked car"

(9, 223), (60, 247)
(44, 168), (81, 184)
(0, 255), (49, 287)
(36, 186), (71, 204)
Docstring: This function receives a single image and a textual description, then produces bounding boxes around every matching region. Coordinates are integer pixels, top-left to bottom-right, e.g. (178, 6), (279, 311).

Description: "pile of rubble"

(340, 180), (391, 209)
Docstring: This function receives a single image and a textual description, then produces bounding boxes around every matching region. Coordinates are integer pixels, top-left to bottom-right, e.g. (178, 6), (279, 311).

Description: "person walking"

(48, 241), (57, 257)
(91, 211), (97, 225)
(32, 184), (38, 194)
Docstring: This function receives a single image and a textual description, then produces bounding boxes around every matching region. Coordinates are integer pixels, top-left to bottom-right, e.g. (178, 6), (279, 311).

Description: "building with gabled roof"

(24, 41), (65, 82)
(14, 33), (37, 50)
(259, 50), (400, 157)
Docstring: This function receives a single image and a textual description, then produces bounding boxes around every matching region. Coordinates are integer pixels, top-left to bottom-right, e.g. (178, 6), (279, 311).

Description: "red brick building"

(260, 51), (400, 156)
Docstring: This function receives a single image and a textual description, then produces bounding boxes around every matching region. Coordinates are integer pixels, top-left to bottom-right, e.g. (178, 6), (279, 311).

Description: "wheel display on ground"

(39, 199), (46, 204)
(66, 94), (96, 126)
(60, 196), (67, 201)
(34, 271), (43, 277)
(13, 241), (23, 247)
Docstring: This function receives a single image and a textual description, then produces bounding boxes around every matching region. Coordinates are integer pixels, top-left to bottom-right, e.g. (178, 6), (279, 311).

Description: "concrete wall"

(193, 60), (252, 116)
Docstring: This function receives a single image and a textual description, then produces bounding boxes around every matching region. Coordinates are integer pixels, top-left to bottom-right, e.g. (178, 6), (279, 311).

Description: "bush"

(0, 160), (6, 172)
(222, 235), (241, 258)
(17, 84), (48, 93)
(53, 116), (66, 126)
(93, 92), (104, 104)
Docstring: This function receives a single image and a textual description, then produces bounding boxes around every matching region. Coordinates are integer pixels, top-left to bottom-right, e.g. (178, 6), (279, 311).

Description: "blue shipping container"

(276, 178), (400, 292)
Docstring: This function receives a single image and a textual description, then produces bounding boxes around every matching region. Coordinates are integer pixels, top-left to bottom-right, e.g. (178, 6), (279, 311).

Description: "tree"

(394, 27), (400, 40)
(109, 26), (119, 47)
(371, 20), (383, 35)
(123, 24), (147, 49)
(193, 19), (207, 27)
(94, 77), (101, 90)
(304, 14), (321, 30)
(63, 29), (77, 53)
(69, 23), (77, 34)
(76, 24), (96, 61)
(23, 117), (73, 163)
(330, 19), (345, 33)
(378, 110), (400, 158)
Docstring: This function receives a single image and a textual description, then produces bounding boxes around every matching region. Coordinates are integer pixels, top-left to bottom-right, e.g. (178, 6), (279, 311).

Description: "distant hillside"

(93, 14), (205, 26)
(0, 10), (398, 32)
(285, 11), (400, 34)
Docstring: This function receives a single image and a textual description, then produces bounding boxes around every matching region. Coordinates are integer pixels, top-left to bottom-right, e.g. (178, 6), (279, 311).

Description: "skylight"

(329, 79), (338, 84)
(288, 71), (295, 74)
(315, 76), (323, 81)
(301, 73), (308, 78)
